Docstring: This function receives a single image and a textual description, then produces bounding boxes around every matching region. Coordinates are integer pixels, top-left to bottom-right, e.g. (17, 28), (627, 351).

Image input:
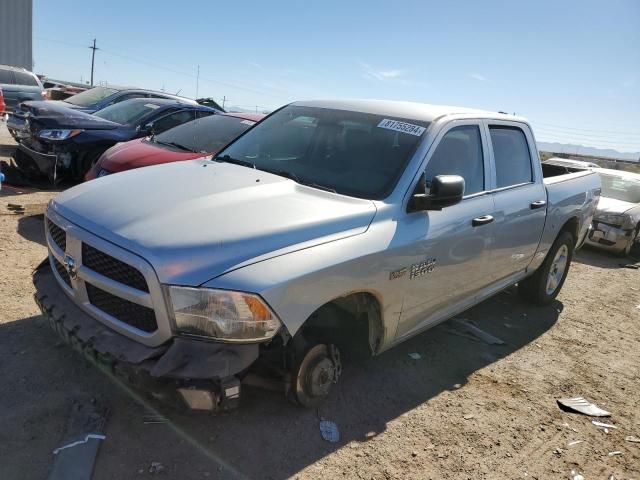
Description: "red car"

(85, 112), (265, 180)
(0, 86), (6, 115)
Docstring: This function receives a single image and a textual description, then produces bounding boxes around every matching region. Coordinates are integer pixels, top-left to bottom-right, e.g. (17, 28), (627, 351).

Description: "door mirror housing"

(138, 122), (155, 135)
(409, 174), (465, 211)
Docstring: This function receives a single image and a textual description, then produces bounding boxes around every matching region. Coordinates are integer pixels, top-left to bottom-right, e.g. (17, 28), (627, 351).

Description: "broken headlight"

(166, 286), (282, 342)
(38, 128), (83, 141)
(596, 213), (628, 228)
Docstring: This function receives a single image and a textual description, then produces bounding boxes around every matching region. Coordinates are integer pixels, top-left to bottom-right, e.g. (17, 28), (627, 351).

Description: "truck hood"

(19, 100), (119, 129)
(595, 196), (638, 216)
(51, 159), (377, 285)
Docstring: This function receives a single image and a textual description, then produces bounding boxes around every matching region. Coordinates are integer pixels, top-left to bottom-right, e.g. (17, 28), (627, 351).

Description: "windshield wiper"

(261, 168), (302, 183)
(154, 140), (194, 152)
(300, 181), (337, 193)
(214, 154), (256, 169)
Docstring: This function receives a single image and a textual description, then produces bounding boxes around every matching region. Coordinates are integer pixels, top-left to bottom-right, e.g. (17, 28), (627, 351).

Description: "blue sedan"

(16, 98), (217, 183)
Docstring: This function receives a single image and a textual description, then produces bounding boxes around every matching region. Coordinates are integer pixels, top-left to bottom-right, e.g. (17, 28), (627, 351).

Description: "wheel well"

(559, 217), (579, 244)
(297, 292), (383, 358)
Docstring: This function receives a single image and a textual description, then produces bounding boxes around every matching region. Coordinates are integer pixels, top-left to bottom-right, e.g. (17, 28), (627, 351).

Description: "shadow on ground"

(16, 214), (47, 247)
(574, 245), (640, 269)
(0, 288), (561, 479)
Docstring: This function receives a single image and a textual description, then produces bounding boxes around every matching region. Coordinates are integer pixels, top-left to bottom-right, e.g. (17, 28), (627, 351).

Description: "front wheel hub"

(293, 344), (341, 407)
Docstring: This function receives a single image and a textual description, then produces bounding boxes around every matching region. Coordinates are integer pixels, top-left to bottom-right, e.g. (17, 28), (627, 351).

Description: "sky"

(33, 0), (640, 153)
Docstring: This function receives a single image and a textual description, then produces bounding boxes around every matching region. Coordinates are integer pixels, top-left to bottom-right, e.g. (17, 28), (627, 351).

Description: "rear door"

(395, 121), (496, 339)
(485, 122), (547, 281)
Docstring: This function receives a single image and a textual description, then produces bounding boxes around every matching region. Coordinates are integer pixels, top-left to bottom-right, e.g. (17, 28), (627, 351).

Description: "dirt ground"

(0, 122), (639, 480)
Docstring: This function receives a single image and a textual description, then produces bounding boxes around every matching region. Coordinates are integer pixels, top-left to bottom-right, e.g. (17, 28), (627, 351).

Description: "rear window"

(13, 71), (39, 87)
(64, 86), (119, 107)
(154, 114), (255, 153)
(490, 126), (533, 188)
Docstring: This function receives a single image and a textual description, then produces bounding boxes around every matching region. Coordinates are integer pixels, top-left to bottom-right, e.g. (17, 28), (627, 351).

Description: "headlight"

(166, 286), (282, 342)
(596, 213), (627, 227)
(38, 128), (83, 141)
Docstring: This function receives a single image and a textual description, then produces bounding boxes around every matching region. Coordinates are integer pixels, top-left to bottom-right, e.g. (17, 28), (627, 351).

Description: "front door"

(394, 122), (496, 340)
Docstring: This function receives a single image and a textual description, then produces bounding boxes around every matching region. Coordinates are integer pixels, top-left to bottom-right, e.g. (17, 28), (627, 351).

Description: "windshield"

(154, 115), (255, 153)
(600, 174), (640, 204)
(93, 100), (161, 125)
(217, 105), (429, 199)
(64, 86), (119, 107)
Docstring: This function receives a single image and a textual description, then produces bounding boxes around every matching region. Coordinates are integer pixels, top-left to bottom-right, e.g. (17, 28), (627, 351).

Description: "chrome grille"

(82, 243), (149, 292)
(86, 283), (158, 332)
(47, 218), (66, 251)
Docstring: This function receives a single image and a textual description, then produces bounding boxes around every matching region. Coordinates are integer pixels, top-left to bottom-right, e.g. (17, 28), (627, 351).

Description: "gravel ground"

(1, 122), (639, 480)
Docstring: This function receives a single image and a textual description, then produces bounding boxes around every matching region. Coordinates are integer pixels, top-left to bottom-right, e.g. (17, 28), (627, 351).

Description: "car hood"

(19, 100), (119, 129)
(595, 196), (638, 216)
(100, 138), (204, 172)
(51, 159), (377, 285)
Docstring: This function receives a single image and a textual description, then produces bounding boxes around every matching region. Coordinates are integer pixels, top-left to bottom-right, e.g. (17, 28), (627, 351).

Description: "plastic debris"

(557, 397), (611, 417)
(53, 434), (106, 454)
(149, 462), (165, 474)
(608, 451), (623, 457)
(625, 435), (640, 443)
(567, 440), (583, 447)
(592, 420), (617, 430)
(569, 471), (585, 480)
(319, 419), (340, 443)
(408, 352), (421, 360)
(446, 319), (505, 345)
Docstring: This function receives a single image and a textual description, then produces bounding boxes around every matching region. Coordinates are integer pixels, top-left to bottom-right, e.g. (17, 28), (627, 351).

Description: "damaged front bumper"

(33, 263), (259, 410)
(585, 221), (636, 253)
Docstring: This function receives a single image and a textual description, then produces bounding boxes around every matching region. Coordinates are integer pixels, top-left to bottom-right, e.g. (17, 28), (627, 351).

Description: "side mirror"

(410, 175), (465, 211)
(138, 122), (155, 135)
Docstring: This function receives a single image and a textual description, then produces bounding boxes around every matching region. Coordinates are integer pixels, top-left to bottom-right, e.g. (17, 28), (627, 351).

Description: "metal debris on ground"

(625, 435), (640, 443)
(619, 263), (639, 269)
(319, 419), (340, 443)
(607, 451), (623, 456)
(445, 319), (506, 345)
(592, 420), (617, 430)
(408, 352), (421, 360)
(143, 415), (167, 425)
(149, 462), (165, 474)
(556, 397), (611, 417)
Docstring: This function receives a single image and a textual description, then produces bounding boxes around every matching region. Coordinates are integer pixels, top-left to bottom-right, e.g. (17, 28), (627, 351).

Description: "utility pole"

(88, 39), (98, 86)
(196, 64), (200, 99)
(222, 96), (226, 110)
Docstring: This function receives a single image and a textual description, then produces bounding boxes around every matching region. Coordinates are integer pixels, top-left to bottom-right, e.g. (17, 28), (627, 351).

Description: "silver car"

(586, 168), (640, 256)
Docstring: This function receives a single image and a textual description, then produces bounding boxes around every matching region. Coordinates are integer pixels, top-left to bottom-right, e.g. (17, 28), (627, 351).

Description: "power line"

(532, 127), (640, 147)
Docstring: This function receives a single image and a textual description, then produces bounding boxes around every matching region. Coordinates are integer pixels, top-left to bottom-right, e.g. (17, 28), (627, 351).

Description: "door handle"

(530, 200), (547, 210)
(472, 215), (494, 227)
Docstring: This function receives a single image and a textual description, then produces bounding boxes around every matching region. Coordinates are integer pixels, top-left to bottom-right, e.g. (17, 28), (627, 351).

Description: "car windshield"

(154, 115), (255, 153)
(64, 86), (119, 107)
(93, 100), (161, 125)
(217, 105), (429, 199)
(600, 174), (640, 204)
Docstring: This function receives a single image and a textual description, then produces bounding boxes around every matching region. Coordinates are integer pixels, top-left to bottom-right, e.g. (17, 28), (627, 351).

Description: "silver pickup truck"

(34, 100), (601, 410)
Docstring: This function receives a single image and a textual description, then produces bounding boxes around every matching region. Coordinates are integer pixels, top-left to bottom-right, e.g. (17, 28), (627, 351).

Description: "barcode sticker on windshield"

(377, 119), (426, 136)
(241, 120), (256, 125)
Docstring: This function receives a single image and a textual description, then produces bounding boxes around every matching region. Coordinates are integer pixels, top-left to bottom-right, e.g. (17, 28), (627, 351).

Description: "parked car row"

(0, 64), (45, 113)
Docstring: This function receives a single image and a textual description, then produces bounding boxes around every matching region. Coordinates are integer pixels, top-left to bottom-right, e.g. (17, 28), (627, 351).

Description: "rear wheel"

(76, 148), (105, 181)
(519, 231), (574, 305)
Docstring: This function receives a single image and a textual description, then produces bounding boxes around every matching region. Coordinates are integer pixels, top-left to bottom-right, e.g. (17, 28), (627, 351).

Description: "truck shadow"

(3, 292), (560, 480)
(16, 213), (47, 247)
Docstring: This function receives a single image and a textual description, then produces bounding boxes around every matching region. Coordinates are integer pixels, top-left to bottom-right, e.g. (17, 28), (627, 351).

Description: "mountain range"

(537, 142), (639, 162)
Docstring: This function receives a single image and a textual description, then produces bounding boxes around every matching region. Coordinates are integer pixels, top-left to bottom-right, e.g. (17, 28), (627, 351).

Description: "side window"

(425, 125), (484, 195)
(0, 69), (15, 84)
(152, 110), (196, 133)
(490, 127), (533, 188)
(196, 110), (215, 119)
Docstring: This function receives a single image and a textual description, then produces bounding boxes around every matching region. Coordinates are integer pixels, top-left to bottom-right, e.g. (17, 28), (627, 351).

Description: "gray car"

(33, 100), (600, 410)
(585, 168), (640, 256)
(0, 64), (44, 113)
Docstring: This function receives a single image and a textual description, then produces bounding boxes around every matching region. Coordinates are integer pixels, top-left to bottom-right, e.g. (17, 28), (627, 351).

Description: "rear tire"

(519, 231), (574, 305)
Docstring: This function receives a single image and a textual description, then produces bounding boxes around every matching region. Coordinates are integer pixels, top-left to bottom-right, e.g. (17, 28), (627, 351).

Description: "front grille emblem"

(63, 254), (77, 280)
